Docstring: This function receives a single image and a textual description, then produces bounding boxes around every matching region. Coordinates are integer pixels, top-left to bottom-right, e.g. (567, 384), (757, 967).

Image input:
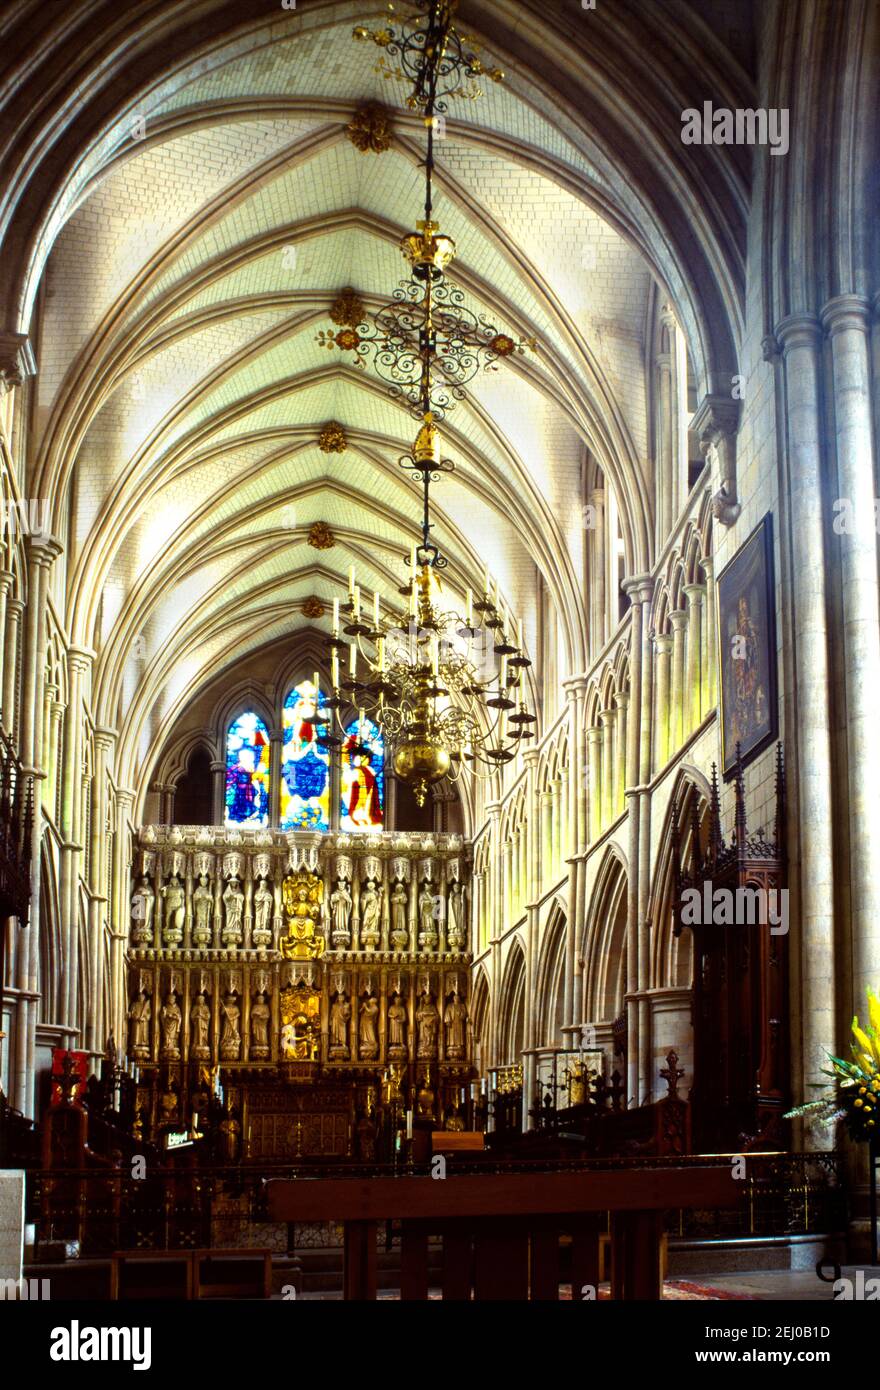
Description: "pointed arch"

(583, 844), (629, 1022)
(497, 937), (527, 1066)
(534, 901), (567, 1049)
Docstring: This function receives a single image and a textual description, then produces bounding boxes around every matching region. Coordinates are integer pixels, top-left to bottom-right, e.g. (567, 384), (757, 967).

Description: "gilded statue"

(253, 877), (274, 948)
(359, 994), (379, 1058)
(222, 877), (245, 946)
(443, 989), (468, 1059)
(220, 993), (241, 1059)
(160, 992), (182, 1059)
(190, 991), (210, 1059)
(191, 874), (213, 947)
(161, 875), (185, 947)
(281, 871), (325, 959)
(416, 991), (439, 1058)
(130, 876), (155, 946)
(128, 990), (151, 1057)
(390, 882), (409, 949)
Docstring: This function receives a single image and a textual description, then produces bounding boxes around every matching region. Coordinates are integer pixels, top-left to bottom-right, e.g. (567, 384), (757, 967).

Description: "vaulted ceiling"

(2, 0), (753, 791)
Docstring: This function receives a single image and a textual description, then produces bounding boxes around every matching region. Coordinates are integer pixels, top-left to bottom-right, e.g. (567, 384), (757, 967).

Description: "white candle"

(313, 670), (320, 695)
(481, 1077), (487, 1096)
(333, 598), (340, 636)
(465, 587), (473, 626)
(349, 644), (356, 677)
(332, 651), (339, 687)
(358, 707), (365, 732)
(500, 655), (508, 688)
(353, 585), (360, 620)
(492, 577), (499, 607)
(348, 565), (355, 596)
(410, 545), (417, 577)
(431, 636), (439, 676)
(378, 636), (386, 672)
(484, 566), (490, 597)
(406, 1109), (413, 1139)
(373, 591), (380, 628)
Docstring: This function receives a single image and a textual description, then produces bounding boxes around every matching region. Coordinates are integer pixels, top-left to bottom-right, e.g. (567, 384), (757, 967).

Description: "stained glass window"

(340, 716), (384, 833)
(281, 680), (330, 831)
(225, 712), (270, 826)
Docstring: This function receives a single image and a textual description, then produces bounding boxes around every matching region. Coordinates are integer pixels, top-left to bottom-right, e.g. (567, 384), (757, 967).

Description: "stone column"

(613, 692), (629, 817)
(683, 582), (705, 732)
(589, 487), (607, 658)
(60, 647), (94, 1037)
(587, 725), (602, 840)
(0, 569), (13, 720)
(635, 579), (655, 1105)
(599, 709), (615, 827)
(656, 346), (675, 545)
(539, 790), (552, 887)
(269, 731), (283, 829)
(668, 609), (687, 752)
(113, 789), (136, 1049)
(776, 312), (836, 1118)
(702, 556), (717, 710)
(14, 534), (62, 1112)
(87, 727), (116, 1056)
(485, 802), (502, 1067)
(653, 633), (672, 772)
(822, 295), (880, 1019)
(2, 597), (23, 740)
(210, 760), (226, 825)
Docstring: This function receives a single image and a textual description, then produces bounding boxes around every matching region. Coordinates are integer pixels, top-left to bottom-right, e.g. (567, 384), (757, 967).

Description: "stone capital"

(613, 691), (630, 710)
(67, 646), (96, 677)
(775, 312), (822, 354)
(820, 293), (872, 339)
(669, 608), (688, 631)
(691, 393), (741, 527)
(621, 573), (654, 604)
(683, 581), (706, 603)
(26, 533), (63, 569)
(653, 632), (673, 654)
(0, 331), (35, 395)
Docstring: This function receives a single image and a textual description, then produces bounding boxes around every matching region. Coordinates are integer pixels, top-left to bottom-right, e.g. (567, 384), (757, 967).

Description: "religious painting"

(340, 717), (384, 832)
(280, 680), (330, 830)
(716, 514), (778, 778)
(225, 711), (270, 825)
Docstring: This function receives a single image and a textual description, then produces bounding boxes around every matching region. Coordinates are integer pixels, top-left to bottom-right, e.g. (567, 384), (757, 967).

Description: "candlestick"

(406, 1109), (413, 1139)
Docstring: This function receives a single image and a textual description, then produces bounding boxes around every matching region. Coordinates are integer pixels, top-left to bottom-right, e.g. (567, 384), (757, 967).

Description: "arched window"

(340, 716), (384, 832)
(225, 712), (270, 826)
(281, 679), (330, 831)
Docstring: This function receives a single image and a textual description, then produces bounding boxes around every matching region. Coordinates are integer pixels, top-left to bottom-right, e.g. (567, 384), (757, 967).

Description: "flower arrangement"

(786, 989), (880, 1143)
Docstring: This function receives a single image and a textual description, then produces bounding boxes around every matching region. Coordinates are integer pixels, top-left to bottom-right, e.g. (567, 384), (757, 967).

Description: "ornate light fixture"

(314, 1), (537, 806)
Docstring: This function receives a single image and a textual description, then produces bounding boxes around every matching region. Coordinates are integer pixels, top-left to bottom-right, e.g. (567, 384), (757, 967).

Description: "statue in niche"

(190, 991), (211, 1059)
(160, 992), (182, 1059)
(416, 991), (439, 1059)
(253, 877), (274, 948)
(220, 993), (241, 1059)
(330, 991), (351, 1058)
(387, 993), (407, 1058)
(355, 1109), (377, 1162)
(390, 882), (409, 949)
(444, 989), (468, 1059)
(161, 875), (185, 947)
(251, 991), (270, 1056)
(446, 882), (465, 950)
(418, 883), (438, 949)
(128, 990), (151, 1057)
(359, 994), (379, 1058)
(219, 1108), (241, 1163)
(330, 879), (352, 947)
(191, 874), (214, 948)
(222, 877), (245, 946)
(130, 877), (155, 945)
(159, 1084), (179, 1126)
(360, 880), (381, 949)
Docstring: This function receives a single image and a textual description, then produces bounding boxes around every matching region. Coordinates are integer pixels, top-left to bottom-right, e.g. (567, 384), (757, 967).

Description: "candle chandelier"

(317, 0), (537, 807)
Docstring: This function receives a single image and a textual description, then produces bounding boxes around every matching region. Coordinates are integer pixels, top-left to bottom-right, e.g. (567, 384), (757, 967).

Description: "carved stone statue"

(251, 991), (270, 1057)
(253, 877), (274, 948)
(360, 880), (381, 949)
(359, 994), (379, 1058)
(190, 991), (210, 1059)
(446, 882), (465, 950)
(444, 989), (468, 1059)
(390, 882), (409, 949)
(219, 993), (241, 1059)
(330, 880), (352, 947)
(418, 883), (438, 949)
(416, 991), (439, 1058)
(160, 991), (182, 1059)
(330, 991), (351, 1058)
(130, 876), (155, 945)
(128, 990), (151, 1057)
(161, 875), (185, 947)
(387, 993), (407, 1057)
(191, 874), (213, 948)
(222, 877), (245, 946)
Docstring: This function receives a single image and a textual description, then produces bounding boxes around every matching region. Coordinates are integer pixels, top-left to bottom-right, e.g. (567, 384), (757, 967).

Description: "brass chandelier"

(318, 0), (537, 806)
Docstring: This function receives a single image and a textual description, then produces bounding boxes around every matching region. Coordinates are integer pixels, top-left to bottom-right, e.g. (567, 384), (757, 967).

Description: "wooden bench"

(268, 1164), (736, 1300)
(431, 1132), (485, 1153)
(111, 1247), (272, 1300)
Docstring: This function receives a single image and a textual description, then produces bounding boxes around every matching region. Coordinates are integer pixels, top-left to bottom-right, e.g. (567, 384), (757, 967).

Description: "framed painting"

(716, 513), (778, 778)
